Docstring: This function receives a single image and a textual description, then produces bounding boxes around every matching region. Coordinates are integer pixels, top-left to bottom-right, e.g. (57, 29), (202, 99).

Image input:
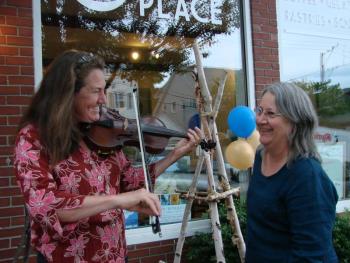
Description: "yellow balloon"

(225, 140), (255, 170)
(247, 130), (260, 151)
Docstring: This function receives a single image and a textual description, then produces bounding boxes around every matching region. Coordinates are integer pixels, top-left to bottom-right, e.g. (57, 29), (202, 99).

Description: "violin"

(81, 106), (188, 157)
(81, 106), (189, 236)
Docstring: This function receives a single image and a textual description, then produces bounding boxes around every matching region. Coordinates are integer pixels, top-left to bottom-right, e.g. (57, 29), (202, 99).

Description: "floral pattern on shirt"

(14, 125), (155, 262)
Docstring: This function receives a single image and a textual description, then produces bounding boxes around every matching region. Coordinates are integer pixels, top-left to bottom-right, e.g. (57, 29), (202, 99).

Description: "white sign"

(160, 204), (187, 224)
(77, 0), (222, 25)
(140, 0), (222, 25)
(76, 0), (126, 11)
(317, 142), (345, 199)
(278, 0), (350, 40)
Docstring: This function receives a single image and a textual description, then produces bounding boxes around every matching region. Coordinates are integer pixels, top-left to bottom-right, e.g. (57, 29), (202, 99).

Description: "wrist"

(169, 149), (183, 165)
(111, 194), (123, 209)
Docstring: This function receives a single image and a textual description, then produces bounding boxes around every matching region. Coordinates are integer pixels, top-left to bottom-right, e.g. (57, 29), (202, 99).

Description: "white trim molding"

(32, 0), (43, 90)
(126, 219), (211, 245)
(241, 0), (256, 109)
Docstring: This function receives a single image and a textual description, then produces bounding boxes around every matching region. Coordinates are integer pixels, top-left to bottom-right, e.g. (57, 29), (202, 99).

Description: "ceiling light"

(131, 51), (140, 60)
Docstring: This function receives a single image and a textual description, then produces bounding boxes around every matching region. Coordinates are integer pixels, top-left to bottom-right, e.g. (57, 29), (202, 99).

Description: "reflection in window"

(171, 102), (176, 113)
(41, 0), (245, 227)
(115, 93), (125, 108)
(127, 94), (132, 110)
(277, 0), (350, 200)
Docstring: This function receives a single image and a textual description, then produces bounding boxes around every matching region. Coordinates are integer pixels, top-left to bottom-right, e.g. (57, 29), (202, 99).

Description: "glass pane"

(277, 0), (350, 200)
(41, 0), (245, 227)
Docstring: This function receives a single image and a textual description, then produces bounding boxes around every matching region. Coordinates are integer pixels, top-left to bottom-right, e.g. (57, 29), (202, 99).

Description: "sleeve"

(115, 150), (156, 192)
(285, 160), (337, 263)
(14, 126), (85, 238)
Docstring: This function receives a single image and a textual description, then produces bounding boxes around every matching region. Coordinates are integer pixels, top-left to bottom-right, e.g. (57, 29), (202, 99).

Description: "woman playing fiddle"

(14, 50), (202, 263)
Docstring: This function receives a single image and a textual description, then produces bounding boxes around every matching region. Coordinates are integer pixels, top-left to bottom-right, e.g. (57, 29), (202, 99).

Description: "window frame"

(32, 0), (256, 243)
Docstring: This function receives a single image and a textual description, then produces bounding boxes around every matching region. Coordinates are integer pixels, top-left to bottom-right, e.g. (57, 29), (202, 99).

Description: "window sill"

(126, 219), (211, 245)
(337, 199), (350, 213)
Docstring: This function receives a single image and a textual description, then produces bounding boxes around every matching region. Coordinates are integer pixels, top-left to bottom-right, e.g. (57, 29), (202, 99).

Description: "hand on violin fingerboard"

(174, 127), (203, 155)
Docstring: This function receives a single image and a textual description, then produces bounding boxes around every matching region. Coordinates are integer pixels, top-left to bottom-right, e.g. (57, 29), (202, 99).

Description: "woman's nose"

(98, 90), (107, 104)
(256, 113), (267, 123)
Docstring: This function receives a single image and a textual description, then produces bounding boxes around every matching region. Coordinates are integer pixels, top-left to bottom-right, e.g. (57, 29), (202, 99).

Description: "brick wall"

(0, 0), (34, 262)
(250, 0), (280, 100)
(127, 240), (184, 263)
(0, 0), (280, 262)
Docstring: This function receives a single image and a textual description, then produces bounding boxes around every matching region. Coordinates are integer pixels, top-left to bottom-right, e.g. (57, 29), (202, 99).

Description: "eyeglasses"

(254, 106), (282, 119)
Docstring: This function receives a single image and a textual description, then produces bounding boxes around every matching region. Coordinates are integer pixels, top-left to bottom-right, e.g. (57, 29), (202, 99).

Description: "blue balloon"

(227, 106), (256, 138)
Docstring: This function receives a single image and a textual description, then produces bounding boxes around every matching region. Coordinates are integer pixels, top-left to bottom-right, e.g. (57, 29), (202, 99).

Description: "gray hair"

(261, 82), (321, 164)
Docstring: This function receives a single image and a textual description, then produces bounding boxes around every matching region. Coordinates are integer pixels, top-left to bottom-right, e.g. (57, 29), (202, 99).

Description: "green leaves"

(185, 199), (246, 262)
(333, 211), (350, 263)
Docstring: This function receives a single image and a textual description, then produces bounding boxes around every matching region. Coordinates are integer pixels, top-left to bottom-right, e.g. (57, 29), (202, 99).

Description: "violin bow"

(131, 87), (162, 237)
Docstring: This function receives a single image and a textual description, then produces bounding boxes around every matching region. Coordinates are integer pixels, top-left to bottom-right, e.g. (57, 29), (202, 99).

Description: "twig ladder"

(173, 40), (246, 263)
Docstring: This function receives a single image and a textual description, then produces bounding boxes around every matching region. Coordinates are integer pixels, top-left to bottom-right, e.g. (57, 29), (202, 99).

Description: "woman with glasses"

(14, 50), (202, 263)
(246, 82), (338, 262)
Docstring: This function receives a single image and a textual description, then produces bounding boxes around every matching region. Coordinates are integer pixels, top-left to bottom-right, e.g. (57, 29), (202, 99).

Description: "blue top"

(246, 151), (338, 263)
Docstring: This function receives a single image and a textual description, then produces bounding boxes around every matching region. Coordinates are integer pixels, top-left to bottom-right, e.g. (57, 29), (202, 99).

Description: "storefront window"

(40, 0), (246, 231)
(277, 0), (350, 206)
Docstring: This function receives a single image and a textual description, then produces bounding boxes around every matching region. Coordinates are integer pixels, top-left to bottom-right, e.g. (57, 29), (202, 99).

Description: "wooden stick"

(203, 150), (226, 263)
(211, 72), (227, 121)
(180, 187), (240, 202)
(193, 40), (212, 114)
(174, 154), (205, 263)
(213, 124), (246, 261)
(177, 187), (239, 196)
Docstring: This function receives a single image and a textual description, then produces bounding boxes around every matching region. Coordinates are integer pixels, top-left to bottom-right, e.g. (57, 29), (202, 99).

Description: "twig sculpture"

(173, 40), (246, 263)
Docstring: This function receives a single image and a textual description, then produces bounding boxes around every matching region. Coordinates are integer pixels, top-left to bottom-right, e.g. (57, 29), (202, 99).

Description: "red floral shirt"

(14, 125), (155, 263)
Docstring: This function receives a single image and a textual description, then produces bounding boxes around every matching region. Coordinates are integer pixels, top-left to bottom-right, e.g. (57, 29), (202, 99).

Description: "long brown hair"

(19, 50), (105, 165)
